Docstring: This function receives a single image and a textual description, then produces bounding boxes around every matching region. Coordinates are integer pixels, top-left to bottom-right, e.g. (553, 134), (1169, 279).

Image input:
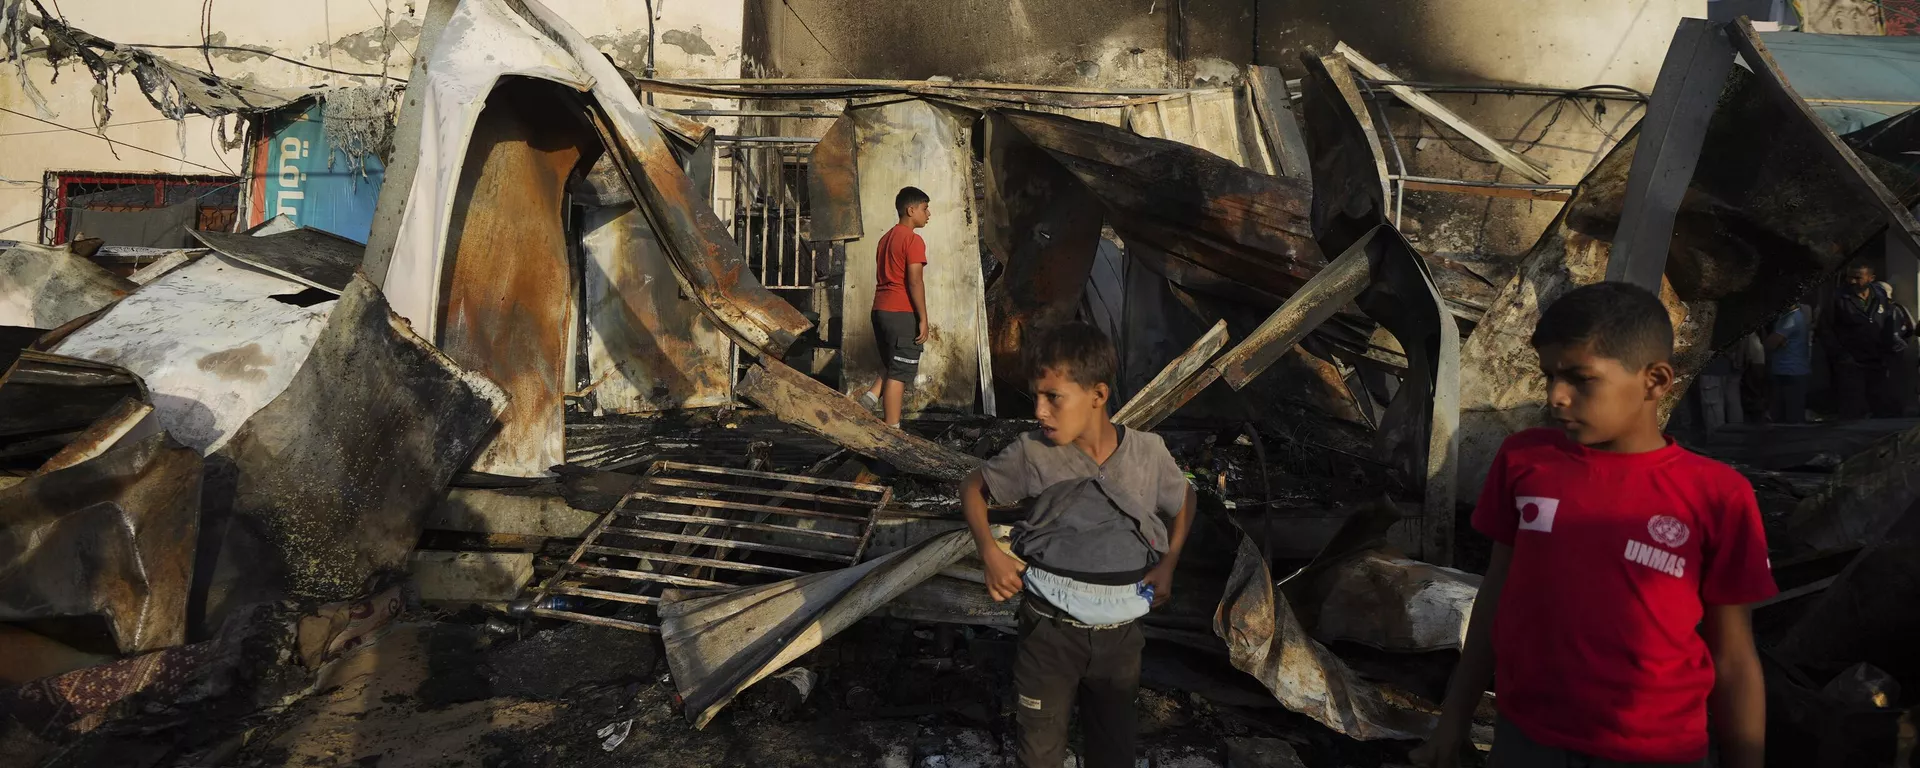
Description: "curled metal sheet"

(0, 432), (203, 654)
(188, 228), (365, 294)
(206, 275), (507, 609)
(660, 530), (975, 728)
(580, 204), (734, 414)
(0, 350), (146, 466)
(0, 241), (136, 330)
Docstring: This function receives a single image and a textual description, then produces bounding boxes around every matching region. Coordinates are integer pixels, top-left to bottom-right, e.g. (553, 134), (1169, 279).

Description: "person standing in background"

(1819, 265), (1901, 419)
(1766, 303), (1813, 424)
(856, 187), (933, 428)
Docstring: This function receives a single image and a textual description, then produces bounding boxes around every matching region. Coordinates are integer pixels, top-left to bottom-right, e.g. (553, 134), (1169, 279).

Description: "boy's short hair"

(895, 186), (930, 216)
(1024, 322), (1117, 390)
(1530, 282), (1673, 369)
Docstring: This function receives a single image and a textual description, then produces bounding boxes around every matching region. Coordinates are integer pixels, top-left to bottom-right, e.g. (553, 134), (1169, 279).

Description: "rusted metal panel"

(839, 99), (988, 412)
(188, 228), (364, 293)
(0, 432), (203, 654)
(806, 115), (862, 242)
(436, 78), (598, 477)
(581, 203), (733, 414)
(1248, 66), (1310, 180)
(0, 240), (136, 329)
(736, 359), (981, 482)
(207, 274), (507, 609)
(50, 253), (335, 455)
(982, 110), (1106, 386)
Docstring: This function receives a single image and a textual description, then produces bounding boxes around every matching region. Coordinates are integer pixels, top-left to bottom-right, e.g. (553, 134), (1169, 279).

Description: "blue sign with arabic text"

(264, 101), (383, 243)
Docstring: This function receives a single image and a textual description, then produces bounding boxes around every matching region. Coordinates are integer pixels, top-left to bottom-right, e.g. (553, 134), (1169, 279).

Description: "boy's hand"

(916, 318), (929, 344)
(1143, 561), (1175, 607)
(1407, 730), (1462, 768)
(983, 548), (1025, 602)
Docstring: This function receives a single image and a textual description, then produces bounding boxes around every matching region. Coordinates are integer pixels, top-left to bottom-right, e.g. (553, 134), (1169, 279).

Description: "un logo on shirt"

(1647, 515), (1690, 548)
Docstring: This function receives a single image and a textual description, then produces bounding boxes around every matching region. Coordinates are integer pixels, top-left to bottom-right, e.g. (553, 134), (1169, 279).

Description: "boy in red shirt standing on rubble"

(856, 186), (933, 428)
(1414, 282), (1775, 768)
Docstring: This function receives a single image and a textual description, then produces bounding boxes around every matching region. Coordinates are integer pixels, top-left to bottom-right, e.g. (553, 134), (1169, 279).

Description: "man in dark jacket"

(1820, 264), (1903, 419)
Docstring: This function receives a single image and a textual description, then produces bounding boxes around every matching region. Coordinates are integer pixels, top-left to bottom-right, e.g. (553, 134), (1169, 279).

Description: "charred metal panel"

(188, 228), (365, 294)
(806, 116), (862, 243)
(50, 254), (334, 455)
(839, 99), (987, 412)
(209, 275), (507, 607)
(993, 109), (1324, 306)
(1298, 55), (1386, 259)
(436, 78), (598, 477)
(1606, 19), (1736, 290)
(982, 111), (1106, 386)
(0, 351), (146, 466)
(581, 203), (733, 414)
(0, 432), (202, 654)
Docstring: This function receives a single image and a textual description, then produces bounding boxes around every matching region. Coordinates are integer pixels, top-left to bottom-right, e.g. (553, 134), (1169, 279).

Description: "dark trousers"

(1013, 599), (1142, 768)
(1772, 374), (1809, 424)
(1492, 718), (1704, 768)
(1833, 357), (1898, 419)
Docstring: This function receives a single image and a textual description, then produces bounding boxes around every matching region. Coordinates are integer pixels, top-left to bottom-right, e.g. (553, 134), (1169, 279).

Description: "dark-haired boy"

(960, 323), (1196, 768)
(1414, 282), (1775, 768)
(858, 186), (933, 427)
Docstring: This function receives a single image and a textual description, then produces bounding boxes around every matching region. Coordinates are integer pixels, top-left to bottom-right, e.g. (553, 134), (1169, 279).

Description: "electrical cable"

(121, 44), (402, 80)
(0, 106), (234, 175)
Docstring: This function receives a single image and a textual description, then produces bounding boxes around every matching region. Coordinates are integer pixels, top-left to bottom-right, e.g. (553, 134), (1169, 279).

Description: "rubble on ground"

(3, 4), (1918, 767)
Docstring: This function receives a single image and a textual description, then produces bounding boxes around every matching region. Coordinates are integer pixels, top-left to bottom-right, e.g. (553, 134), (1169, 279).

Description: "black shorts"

(871, 310), (922, 383)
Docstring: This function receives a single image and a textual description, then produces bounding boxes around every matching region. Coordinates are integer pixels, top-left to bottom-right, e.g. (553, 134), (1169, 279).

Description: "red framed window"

(40, 171), (243, 245)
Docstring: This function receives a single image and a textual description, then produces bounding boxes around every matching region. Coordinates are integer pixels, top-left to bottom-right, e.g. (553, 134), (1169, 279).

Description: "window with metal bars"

(40, 171), (243, 245)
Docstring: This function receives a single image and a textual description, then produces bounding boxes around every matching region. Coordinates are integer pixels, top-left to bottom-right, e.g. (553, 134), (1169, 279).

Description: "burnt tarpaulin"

(0, 240), (136, 329)
(660, 530), (974, 728)
(1777, 498), (1920, 691)
(204, 274), (506, 611)
(188, 228), (364, 293)
(0, 432), (202, 655)
(982, 110), (1106, 385)
(68, 203), (199, 249)
(1456, 62), (1908, 497)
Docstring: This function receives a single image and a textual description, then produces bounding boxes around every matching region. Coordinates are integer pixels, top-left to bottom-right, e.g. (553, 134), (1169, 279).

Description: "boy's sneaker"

(856, 390), (881, 414)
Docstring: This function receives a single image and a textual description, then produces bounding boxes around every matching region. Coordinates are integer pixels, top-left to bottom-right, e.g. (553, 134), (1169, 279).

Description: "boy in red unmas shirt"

(1414, 282), (1775, 768)
(858, 186), (932, 427)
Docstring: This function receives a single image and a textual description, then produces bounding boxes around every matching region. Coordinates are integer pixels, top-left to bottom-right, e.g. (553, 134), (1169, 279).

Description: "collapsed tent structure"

(4, 2), (1920, 766)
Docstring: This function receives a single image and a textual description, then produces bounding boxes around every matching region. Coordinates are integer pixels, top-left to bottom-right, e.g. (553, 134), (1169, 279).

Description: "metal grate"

(521, 460), (890, 632)
(718, 140), (819, 292)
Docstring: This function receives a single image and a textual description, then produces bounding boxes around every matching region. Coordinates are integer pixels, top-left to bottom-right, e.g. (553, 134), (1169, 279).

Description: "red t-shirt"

(1472, 428), (1776, 763)
(873, 224), (927, 314)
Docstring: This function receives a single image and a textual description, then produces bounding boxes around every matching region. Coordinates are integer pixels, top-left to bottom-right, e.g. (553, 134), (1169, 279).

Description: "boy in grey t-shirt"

(960, 323), (1196, 768)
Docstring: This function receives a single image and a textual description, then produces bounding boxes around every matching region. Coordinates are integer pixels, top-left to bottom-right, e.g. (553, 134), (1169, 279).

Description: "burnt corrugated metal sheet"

(581, 203), (733, 414)
(982, 110), (1105, 385)
(806, 116), (861, 242)
(188, 228), (364, 293)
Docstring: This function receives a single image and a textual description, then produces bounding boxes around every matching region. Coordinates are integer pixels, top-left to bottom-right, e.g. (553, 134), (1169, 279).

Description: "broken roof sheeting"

(0, 241), (137, 329)
(382, 0), (807, 357)
(1757, 31), (1920, 133)
(189, 228), (364, 293)
(206, 274), (507, 608)
(50, 254), (334, 455)
(660, 530), (975, 729)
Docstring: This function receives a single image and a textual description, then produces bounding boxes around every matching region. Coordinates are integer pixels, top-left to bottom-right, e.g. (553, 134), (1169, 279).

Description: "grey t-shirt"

(979, 427), (1191, 581)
